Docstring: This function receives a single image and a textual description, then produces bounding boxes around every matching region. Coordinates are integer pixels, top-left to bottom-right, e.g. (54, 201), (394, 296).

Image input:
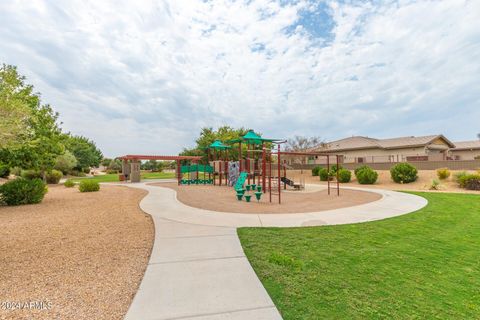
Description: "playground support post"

(262, 143), (266, 194)
(277, 143), (281, 204)
(336, 155), (340, 196)
(176, 159), (181, 185)
(246, 143), (250, 185)
(238, 141), (242, 172)
(268, 156), (272, 203)
(327, 155), (330, 195)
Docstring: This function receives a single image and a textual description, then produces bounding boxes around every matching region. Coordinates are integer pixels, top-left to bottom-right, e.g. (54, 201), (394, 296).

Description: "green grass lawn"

(69, 171), (175, 183)
(238, 192), (480, 319)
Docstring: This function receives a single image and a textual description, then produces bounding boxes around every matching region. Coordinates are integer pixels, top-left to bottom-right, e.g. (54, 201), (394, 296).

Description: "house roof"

(451, 140), (480, 151)
(377, 135), (455, 149)
(314, 134), (455, 152)
(323, 136), (379, 151)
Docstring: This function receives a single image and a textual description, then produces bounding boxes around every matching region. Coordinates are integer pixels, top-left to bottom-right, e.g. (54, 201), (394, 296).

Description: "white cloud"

(1, 0), (479, 156)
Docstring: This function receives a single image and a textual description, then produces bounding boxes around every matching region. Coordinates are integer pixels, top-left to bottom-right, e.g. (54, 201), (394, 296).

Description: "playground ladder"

(269, 176), (281, 203)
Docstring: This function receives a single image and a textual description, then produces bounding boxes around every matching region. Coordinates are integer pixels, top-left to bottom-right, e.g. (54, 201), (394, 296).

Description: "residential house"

(285, 134), (456, 165)
(448, 140), (480, 160)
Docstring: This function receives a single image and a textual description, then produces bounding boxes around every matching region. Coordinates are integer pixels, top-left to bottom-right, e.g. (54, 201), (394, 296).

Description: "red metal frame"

(118, 155), (202, 161)
(117, 154), (203, 185)
(278, 151), (341, 196)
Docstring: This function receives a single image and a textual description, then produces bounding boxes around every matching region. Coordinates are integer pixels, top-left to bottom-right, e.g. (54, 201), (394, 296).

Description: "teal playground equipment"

(180, 164), (214, 185)
(234, 172), (248, 191)
(174, 129), (341, 205)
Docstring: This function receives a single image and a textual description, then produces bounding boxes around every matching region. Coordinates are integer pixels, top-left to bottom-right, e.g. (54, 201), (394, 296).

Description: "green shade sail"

(227, 130), (283, 145)
(242, 130), (262, 142)
(208, 140), (231, 150)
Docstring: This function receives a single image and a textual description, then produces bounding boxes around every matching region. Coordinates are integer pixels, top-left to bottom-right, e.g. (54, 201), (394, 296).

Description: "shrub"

(83, 167), (91, 174)
(46, 170), (63, 184)
(356, 167), (378, 184)
(464, 175), (480, 190)
(0, 178), (47, 206)
(0, 164), (10, 178)
(436, 168), (451, 180)
(337, 169), (351, 183)
(458, 174), (480, 190)
(79, 180), (100, 192)
(311, 166), (321, 176)
(330, 164), (343, 174)
(319, 168), (332, 181)
(454, 171), (468, 186)
(354, 165), (370, 176)
(70, 170), (86, 177)
(429, 179), (441, 190)
(106, 169), (119, 174)
(21, 169), (42, 180)
(10, 166), (21, 176)
(64, 179), (75, 188)
(390, 163), (418, 184)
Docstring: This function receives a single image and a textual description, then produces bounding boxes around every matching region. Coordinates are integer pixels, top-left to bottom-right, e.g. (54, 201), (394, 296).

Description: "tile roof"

(377, 135), (440, 149)
(451, 140), (480, 150)
(314, 135), (454, 152)
(323, 136), (380, 151)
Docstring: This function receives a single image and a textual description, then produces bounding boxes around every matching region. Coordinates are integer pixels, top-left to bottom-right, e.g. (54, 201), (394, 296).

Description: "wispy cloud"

(1, 0), (479, 156)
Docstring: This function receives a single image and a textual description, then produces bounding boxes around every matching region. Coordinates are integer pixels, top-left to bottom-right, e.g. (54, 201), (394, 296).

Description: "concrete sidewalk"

(120, 182), (427, 320)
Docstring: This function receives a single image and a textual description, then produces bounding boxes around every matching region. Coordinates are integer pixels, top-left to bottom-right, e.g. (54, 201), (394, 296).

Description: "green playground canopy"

(208, 139), (231, 150)
(181, 164), (214, 173)
(226, 130), (283, 145)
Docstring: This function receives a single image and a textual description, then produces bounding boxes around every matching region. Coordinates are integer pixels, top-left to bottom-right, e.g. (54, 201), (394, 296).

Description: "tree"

(0, 64), (64, 178)
(0, 64), (31, 148)
(141, 159), (162, 171)
(101, 158), (112, 167)
(180, 126), (253, 162)
(64, 135), (103, 171)
(54, 150), (78, 174)
(285, 135), (324, 151)
(107, 159), (122, 171)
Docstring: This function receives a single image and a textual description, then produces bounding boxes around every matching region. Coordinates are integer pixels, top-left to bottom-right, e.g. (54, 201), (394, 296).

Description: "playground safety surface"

(153, 182), (382, 214)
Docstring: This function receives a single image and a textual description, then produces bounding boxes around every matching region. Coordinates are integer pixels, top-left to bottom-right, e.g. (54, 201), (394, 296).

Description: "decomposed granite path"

(114, 181), (427, 320)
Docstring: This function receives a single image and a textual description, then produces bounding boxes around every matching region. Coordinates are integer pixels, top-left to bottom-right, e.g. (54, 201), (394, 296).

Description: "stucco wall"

(285, 146), (430, 165)
(450, 150), (480, 160)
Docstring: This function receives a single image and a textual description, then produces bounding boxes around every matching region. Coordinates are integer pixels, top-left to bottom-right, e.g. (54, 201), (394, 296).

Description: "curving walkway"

(120, 181), (427, 320)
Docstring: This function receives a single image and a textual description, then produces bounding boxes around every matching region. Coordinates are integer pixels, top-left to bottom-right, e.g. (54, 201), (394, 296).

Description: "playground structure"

(206, 140), (231, 186)
(207, 130), (341, 203)
(179, 164), (214, 185)
(118, 130), (341, 205)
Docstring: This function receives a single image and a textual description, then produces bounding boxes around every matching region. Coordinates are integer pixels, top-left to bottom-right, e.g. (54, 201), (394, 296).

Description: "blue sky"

(1, 0), (479, 157)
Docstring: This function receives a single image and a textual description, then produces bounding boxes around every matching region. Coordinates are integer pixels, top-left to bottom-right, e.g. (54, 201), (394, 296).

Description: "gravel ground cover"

(0, 185), (154, 320)
(288, 169), (480, 193)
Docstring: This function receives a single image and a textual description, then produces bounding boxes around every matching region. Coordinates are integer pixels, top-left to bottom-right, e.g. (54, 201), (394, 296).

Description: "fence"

(289, 159), (480, 171)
